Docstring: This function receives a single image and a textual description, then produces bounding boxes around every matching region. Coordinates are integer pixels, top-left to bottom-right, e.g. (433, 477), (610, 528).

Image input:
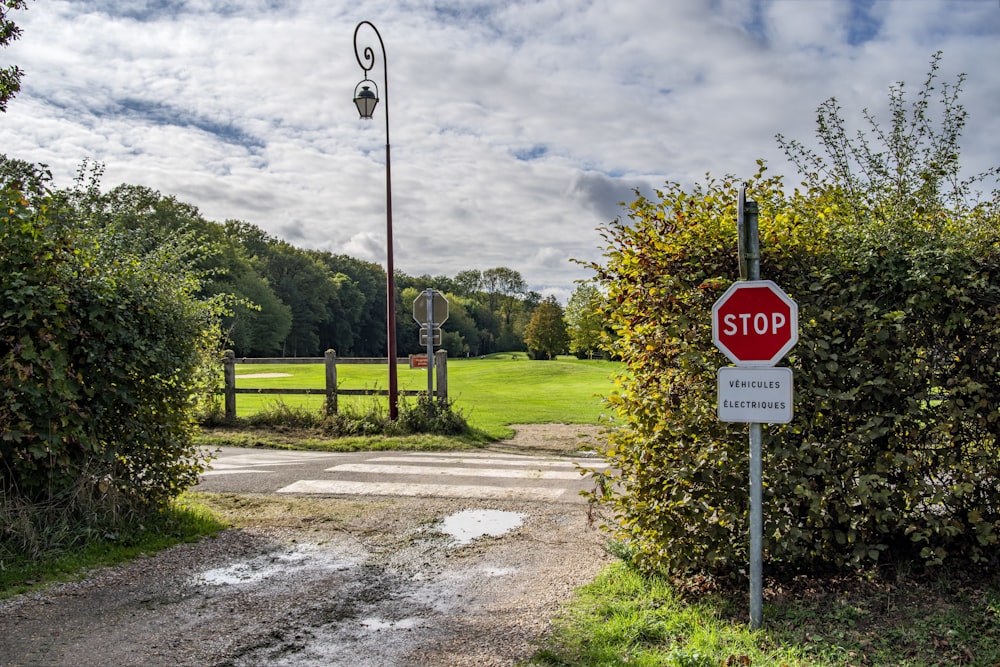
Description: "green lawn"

(224, 352), (617, 438)
(529, 561), (1000, 666)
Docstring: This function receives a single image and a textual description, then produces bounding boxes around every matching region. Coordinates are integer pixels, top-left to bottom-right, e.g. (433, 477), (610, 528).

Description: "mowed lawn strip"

(226, 353), (616, 438)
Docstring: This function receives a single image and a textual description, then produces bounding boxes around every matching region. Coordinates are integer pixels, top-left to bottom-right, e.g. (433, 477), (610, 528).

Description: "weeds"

(1, 464), (144, 562)
(246, 401), (325, 429)
(0, 493), (225, 597)
(529, 561), (1000, 666)
(204, 395), (473, 438)
(392, 395), (470, 436)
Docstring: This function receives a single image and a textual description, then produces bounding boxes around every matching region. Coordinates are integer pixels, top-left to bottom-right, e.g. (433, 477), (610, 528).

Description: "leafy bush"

(394, 395), (470, 436)
(242, 400), (326, 430)
(211, 393), (471, 437)
(1, 163), (219, 555)
(588, 58), (1000, 576)
(321, 401), (392, 437)
(322, 395), (470, 437)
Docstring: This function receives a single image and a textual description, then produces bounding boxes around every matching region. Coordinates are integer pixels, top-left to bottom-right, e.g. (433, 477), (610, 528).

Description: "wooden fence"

(221, 349), (448, 421)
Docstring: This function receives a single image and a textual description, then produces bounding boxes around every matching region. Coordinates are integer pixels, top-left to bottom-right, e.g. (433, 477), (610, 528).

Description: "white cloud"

(2, 0), (998, 297)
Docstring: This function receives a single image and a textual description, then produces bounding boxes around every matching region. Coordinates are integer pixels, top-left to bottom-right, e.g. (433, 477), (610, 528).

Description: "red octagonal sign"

(712, 280), (798, 366)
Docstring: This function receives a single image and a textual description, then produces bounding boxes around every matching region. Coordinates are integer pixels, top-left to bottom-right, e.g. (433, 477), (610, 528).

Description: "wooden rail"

(221, 349), (448, 421)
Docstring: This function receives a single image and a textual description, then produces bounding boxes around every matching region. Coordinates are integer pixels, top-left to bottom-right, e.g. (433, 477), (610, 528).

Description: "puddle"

(440, 509), (526, 545)
(359, 616), (422, 632)
(196, 545), (353, 586)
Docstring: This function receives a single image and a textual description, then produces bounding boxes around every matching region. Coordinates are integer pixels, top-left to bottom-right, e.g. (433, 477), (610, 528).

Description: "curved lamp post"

(353, 20), (398, 420)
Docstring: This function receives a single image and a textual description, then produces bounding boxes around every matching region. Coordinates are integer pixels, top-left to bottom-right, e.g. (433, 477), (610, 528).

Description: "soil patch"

(487, 422), (605, 457)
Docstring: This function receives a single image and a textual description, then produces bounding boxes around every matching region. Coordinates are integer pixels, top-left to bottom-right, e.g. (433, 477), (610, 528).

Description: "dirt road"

(0, 425), (613, 667)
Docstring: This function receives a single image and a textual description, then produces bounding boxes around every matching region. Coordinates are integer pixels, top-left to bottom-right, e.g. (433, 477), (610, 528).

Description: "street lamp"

(353, 20), (398, 420)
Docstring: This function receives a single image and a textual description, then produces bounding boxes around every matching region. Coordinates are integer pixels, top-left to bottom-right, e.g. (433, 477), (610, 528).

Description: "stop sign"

(712, 280), (798, 366)
(412, 289), (449, 325)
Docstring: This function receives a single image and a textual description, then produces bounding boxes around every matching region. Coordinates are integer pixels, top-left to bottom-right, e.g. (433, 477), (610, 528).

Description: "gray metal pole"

(425, 288), (435, 397)
(743, 193), (764, 630)
(749, 422), (763, 628)
(738, 187), (748, 280)
(744, 198), (760, 281)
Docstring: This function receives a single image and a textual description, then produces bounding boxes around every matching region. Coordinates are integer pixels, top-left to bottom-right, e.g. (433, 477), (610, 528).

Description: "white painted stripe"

(376, 451), (607, 464)
(384, 451), (543, 459)
(200, 469), (276, 476)
(369, 455), (591, 468)
(371, 453), (541, 461)
(368, 452), (608, 468)
(209, 455), (342, 466)
(326, 463), (584, 480)
(277, 480), (566, 501)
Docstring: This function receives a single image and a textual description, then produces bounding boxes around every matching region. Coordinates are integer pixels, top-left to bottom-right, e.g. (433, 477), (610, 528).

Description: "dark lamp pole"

(353, 20), (398, 420)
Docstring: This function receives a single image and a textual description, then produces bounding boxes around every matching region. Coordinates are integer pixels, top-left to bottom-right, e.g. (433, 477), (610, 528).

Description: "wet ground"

(0, 426), (613, 667)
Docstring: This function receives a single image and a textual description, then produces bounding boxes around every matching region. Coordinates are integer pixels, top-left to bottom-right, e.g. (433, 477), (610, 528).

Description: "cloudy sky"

(3, 0), (999, 301)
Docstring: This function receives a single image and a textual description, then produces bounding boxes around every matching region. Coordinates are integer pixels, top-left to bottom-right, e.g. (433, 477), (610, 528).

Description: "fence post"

(223, 350), (236, 421)
(434, 349), (448, 402)
(325, 349), (337, 415)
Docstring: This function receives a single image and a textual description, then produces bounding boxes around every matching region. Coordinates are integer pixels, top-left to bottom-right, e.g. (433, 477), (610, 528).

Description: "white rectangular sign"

(717, 366), (793, 423)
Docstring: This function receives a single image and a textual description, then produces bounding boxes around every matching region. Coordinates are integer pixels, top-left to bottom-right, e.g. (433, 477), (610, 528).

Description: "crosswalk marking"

(277, 479), (567, 501)
(202, 448), (606, 502)
(369, 454), (606, 469)
(326, 462), (584, 480)
(201, 451), (344, 476)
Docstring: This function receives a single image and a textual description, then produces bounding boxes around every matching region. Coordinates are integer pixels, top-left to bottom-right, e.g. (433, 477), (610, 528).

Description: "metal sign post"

(412, 289), (448, 399)
(424, 289), (435, 396)
(714, 186), (799, 629)
(743, 192), (764, 630)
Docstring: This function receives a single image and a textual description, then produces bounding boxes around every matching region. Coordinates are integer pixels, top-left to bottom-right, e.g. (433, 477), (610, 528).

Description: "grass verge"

(528, 560), (1000, 666)
(212, 353), (616, 439)
(197, 426), (489, 452)
(0, 493), (226, 599)
(197, 353), (615, 451)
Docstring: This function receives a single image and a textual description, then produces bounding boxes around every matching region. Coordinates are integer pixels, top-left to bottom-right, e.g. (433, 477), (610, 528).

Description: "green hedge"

(1, 175), (217, 524)
(589, 161), (1000, 576)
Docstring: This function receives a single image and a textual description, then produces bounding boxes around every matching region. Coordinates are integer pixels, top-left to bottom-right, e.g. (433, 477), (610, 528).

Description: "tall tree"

(315, 253), (387, 356)
(467, 299), (502, 355)
(257, 242), (337, 356)
(315, 272), (364, 356)
(523, 296), (569, 360)
(453, 269), (482, 297)
(220, 261), (292, 356)
(565, 282), (605, 359)
(0, 153), (48, 196)
(439, 296), (480, 356)
(0, 1), (27, 112)
(481, 267), (527, 325)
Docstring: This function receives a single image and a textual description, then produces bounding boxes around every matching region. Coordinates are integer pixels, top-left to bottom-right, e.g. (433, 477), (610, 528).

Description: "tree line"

(0, 3), (606, 365)
(1, 157), (603, 361)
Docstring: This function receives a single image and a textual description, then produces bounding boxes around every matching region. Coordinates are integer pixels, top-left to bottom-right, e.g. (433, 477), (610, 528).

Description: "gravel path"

(0, 425), (613, 667)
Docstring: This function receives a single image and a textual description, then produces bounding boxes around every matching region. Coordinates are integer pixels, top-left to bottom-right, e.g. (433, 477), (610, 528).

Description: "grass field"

(222, 352), (617, 438)
(528, 560), (1000, 666)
